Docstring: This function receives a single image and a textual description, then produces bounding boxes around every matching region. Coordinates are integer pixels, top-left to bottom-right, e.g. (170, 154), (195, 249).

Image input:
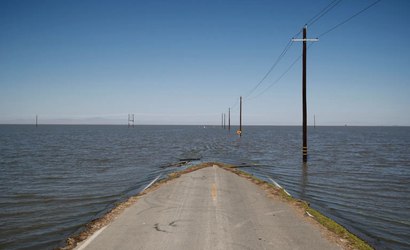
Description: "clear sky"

(1, 0), (409, 125)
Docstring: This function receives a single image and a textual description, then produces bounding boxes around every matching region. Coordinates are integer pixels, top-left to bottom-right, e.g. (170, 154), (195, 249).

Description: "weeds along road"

(75, 165), (341, 250)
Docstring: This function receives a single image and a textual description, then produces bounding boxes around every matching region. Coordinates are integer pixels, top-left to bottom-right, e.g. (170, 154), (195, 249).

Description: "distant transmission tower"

(128, 114), (135, 128)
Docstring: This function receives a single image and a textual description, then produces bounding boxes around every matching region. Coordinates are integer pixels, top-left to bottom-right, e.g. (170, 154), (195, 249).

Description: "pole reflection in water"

(300, 162), (308, 200)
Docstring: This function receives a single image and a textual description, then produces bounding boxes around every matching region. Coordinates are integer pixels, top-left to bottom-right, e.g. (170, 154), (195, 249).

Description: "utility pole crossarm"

(291, 38), (319, 42)
(292, 25), (318, 163)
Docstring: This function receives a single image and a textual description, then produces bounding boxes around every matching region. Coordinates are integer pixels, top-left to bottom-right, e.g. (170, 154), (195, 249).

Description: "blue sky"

(0, 0), (409, 125)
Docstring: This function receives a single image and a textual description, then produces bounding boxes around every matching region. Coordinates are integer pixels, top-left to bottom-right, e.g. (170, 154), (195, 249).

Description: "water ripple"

(0, 125), (409, 250)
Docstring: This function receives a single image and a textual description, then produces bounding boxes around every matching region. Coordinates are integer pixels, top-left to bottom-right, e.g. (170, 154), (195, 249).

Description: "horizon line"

(0, 123), (408, 127)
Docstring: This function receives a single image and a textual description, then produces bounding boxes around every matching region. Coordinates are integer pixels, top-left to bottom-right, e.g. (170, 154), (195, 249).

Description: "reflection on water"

(0, 125), (409, 250)
(300, 163), (308, 200)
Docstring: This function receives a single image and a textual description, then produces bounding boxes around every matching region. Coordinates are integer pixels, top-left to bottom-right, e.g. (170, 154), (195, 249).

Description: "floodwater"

(0, 125), (409, 249)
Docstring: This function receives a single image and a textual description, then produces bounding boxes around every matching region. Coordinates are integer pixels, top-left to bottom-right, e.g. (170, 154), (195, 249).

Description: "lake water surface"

(0, 125), (409, 249)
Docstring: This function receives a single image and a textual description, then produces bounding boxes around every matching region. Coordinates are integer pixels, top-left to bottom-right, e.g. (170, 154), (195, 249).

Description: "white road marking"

(268, 178), (282, 189)
(269, 177), (291, 196)
(76, 174), (162, 249)
(76, 226), (107, 250)
(283, 189), (292, 197)
(306, 211), (314, 218)
(142, 174), (161, 192)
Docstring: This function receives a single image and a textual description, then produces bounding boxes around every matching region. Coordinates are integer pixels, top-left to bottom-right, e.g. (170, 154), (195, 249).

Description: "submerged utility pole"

(36, 115), (38, 127)
(128, 114), (135, 128)
(221, 113), (224, 128)
(314, 114), (316, 128)
(238, 96), (242, 137)
(292, 25), (318, 162)
(228, 108), (231, 131)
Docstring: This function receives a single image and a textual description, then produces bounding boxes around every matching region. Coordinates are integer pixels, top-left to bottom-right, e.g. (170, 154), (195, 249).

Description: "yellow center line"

(211, 183), (217, 201)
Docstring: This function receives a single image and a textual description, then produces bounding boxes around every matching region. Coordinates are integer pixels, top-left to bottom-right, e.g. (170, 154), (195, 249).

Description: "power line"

(292, 29), (303, 39)
(249, 0), (380, 101)
(247, 52), (302, 101)
(292, 0), (343, 39)
(247, 43), (316, 101)
(245, 0), (380, 101)
(230, 98), (240, 111)
(229, 40), (293, 110)
(226, 0), (378, 111)
(243, 0), (344, 101)
(244, 39), (294, 100)
(318, 0), (382, 38)
(306, 0), (343, 27)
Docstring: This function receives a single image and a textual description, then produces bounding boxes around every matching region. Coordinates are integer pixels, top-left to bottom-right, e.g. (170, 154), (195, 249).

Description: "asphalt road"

(76, 165), (341, 250)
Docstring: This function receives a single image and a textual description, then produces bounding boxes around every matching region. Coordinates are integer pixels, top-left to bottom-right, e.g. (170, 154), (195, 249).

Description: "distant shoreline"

(0, 124), (409, 127)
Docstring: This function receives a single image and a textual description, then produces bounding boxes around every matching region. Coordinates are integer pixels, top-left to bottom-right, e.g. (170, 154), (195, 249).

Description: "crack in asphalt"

(154, 223), (169, 233)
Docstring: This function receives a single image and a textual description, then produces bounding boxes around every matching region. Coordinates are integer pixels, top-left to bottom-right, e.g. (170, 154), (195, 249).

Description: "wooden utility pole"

(292, 25), (318, 162)
(228, 108), (231, 131)
(314, 114), (316, 128)
(128, 114), (135, 128)
(239, 96), (242, 136)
